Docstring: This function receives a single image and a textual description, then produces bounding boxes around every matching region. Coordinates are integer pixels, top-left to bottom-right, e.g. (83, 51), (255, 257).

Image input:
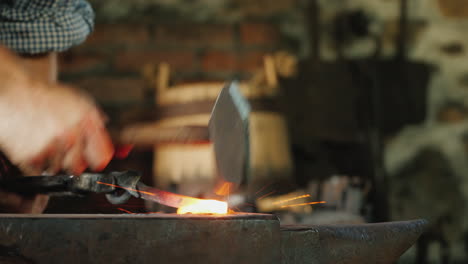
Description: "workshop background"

(50, 0), (468, 263)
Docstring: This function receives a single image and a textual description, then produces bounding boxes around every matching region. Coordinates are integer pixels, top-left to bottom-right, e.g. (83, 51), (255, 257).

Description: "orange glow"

(177, 199), (228, 214)
(99, 181), (229, 214)
(273, 194), (311, 205)
(280, 201), (326, 208)
(215, 182), (233, 196)
(117, 208), (135, 214)
(97, 181), (156, 196)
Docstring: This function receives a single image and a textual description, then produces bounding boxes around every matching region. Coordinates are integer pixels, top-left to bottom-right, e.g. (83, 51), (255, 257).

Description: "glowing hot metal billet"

(134, 184), (227, 213)
(176, 199), (228, 214)
(97, 179), (228, 214)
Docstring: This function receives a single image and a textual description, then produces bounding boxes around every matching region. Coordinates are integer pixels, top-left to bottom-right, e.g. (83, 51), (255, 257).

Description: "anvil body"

(0, 213), (427, 264)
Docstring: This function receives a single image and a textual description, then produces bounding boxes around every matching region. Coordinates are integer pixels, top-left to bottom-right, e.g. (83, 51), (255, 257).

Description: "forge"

(0, 213), (427, 264)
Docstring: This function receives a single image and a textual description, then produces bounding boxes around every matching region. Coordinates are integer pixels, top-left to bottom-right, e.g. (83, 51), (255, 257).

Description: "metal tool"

(0, 81), (250, 206)
(209, 81), (250, 186)
(101, 171), (223, 207)
(0, 170), (223, 209)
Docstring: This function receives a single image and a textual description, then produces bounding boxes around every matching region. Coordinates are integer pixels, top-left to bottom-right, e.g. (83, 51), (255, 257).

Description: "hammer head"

(209, 82), (250, 189)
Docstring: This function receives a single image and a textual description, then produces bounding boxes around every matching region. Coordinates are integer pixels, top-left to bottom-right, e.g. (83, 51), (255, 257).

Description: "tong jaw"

(104, 171), (141, 205)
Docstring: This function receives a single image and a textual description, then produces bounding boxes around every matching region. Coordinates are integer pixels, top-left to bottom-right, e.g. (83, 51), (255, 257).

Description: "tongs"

(0, 171), (140, 204)
(0, 171), (224, 209)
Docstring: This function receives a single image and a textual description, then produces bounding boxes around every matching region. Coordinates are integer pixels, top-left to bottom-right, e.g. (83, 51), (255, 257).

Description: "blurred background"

(45, 0), (468, 263)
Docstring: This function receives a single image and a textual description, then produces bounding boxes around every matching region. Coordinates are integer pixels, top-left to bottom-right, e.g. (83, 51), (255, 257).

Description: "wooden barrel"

(148, 56), (294, 197)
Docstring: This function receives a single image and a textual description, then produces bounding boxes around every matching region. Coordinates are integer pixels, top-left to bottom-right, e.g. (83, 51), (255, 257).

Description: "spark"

(280, 201), (326, 208)
(96, 181), (156, 196)
(117, 208), (135, 214)
(254, 182), (274, 195)
(273, 194), (311, 205)
(117, 208), (163, 214)
(112, 205), (146, 208)
(257, 190), (276, 200)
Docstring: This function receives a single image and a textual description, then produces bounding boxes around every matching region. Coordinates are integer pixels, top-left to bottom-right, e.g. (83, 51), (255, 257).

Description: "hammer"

(0, 82), (251, 200)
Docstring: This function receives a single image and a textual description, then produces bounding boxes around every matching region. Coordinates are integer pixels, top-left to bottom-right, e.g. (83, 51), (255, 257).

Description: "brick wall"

(59, 21), (286, 109)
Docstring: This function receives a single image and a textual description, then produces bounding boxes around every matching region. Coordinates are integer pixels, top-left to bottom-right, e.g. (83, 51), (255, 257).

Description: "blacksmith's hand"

(0, 46), (114, 176)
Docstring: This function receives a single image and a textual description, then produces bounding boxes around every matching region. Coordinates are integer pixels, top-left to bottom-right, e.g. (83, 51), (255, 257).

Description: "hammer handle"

(112, 125), (210, 147)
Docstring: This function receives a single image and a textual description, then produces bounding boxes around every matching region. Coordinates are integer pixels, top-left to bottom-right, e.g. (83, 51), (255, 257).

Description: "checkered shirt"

(0, 0), (94, 54)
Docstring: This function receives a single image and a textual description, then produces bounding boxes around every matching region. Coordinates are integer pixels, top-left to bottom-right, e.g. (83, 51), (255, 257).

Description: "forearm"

(0, 46), (30, 92)
(18, 52), (58, 83)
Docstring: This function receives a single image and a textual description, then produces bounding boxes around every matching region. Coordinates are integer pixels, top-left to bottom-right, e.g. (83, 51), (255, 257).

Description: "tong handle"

(0, 175), (72, 196)
(0, 173), (115, 196)
(0, 171), (142, 206)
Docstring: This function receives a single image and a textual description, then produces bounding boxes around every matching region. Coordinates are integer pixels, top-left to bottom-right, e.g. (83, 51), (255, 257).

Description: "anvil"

(0, 214), (428, 264)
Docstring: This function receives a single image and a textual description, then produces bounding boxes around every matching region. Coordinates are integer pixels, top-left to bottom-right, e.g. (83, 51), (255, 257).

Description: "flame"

(177, 199), (228, 214)
(215, 182), (232, 196)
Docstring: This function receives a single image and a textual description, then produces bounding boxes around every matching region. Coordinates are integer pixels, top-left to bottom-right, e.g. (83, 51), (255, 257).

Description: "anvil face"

(0, 214), (427, 264)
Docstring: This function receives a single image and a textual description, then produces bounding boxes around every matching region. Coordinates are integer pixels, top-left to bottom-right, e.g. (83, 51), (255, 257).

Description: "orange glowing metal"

(177, 199), (228, 214)
(96, 181), (156, 196)
(273, 194), (311, 205)
(280, 201), (326, 208)
(97, 181), (228, 214)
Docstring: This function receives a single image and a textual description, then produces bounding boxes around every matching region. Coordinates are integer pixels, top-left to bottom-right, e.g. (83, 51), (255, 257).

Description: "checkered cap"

(0, 0), (94, 54)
